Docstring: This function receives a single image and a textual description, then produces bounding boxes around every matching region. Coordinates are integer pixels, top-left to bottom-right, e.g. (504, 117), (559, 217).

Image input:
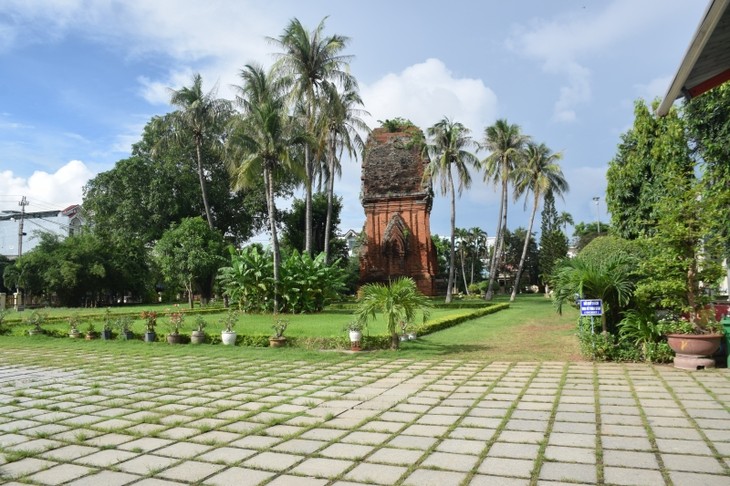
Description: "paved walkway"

(0, 353), (728, 485)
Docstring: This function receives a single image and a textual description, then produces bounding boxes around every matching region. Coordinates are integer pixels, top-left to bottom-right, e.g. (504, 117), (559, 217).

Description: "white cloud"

(360, 58), (498, 134)
(0, 161), (94, 212)
(507, 0), (686, 123)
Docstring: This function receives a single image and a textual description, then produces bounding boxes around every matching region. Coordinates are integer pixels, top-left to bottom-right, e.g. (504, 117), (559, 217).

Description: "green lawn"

(1, 294), (581, 361)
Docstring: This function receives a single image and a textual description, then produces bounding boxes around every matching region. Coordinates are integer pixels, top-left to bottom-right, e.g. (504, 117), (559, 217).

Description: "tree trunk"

(265, 166), (280, 314)
(187, 279), (194, 309)
(195, 139), (214, 229)
(511, 191), (539, 302)
(304, 144), (313, 256)
(446, 172), (456, 304)
(460, 244), (469, 294)
(323, 137), (336, 264)
(486, 166), (508, 300)
(390, 331), (400, 350)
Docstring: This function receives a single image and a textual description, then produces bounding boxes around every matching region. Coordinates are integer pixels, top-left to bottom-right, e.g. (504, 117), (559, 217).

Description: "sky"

(0, 0), (709, 243)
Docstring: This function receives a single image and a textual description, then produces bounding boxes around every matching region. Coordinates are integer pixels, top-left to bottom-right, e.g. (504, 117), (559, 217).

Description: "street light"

(592, 197), (601, 234)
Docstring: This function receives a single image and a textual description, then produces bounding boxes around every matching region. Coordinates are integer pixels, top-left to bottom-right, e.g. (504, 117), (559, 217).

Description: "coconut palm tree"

(424, 117), (480, 303)
(225, 64), (306, 313)
(481, 119), (530, 300)
(510, 142), (568, 301)
(169, 73), (231, 229)
(270, 17), (355, 255)
(557, 211), (574, 233)
(319, 86), (369, 263)
(355, 277), (432, 350)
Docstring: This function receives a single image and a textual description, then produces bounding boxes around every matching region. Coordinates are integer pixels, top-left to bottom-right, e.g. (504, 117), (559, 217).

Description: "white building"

(0, 205), (84, 259)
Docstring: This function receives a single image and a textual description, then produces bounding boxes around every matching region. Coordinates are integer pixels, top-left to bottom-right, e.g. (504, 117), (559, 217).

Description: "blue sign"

(579, 299), (603, 316)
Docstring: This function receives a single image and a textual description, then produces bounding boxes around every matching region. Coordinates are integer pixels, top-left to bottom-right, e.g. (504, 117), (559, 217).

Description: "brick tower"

(359, 126), (438, 295)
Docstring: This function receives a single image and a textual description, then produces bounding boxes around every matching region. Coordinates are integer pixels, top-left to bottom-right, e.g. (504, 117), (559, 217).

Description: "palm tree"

(355, 277), (432, 349)
(552, 254), (635, 334)
(424, 117), (480, 303)
(270, 17), (355, 255)
(557, 211), (574, 233)
(320, 86), (369, 263)
(481, 119), (530, 300)
(169, 73), (231, 229)
(225, 64), (306, 313)
(468, 227), (488, 287)
(510, 142), (568, 301)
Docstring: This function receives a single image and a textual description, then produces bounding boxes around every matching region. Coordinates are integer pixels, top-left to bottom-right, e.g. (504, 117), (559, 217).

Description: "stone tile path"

(0, 353), (728, 485)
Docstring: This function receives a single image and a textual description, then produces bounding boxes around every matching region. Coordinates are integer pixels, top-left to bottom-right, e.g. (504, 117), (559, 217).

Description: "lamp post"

(592, 197), (601, 234)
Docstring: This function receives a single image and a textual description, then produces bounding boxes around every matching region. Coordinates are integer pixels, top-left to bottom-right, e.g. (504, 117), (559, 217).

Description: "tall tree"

(168, 73), (231, 229)
(270, 17), (355, 255)
(84, 114), (268, 245)
(319, 86), (368, 263)
(424, 117), (479, 303)
(154, 217), (226, 308)
(684, 84), (730, 296)
(539, 190), (568, 295)
(481, 119), (529, 300)
(226, 64), (306, 313)
(510, 142), (567, 301)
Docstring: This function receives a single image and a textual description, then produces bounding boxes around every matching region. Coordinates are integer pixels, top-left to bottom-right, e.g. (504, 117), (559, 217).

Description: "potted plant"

(191, 316), (206, 344)
(116, 316), (134, 340)
(270, 318), (288, 348)
(141, 310), (157, 343)
(344, 321), (364, 351)
(166, 306), (184, 344)
(26, 311), (47, 336)
(101, 308), (113, 340)
(85, 322), (97, 340)
(220, 310), (238, 345)
(659, 312), (725, 370)
(68, 314), (82, 339)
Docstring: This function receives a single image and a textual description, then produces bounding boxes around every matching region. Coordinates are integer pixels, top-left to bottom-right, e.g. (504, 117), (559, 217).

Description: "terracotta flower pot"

(269, 337), (287, 348)
(666, 333), (723, 370)
(167, 333), (183, 344)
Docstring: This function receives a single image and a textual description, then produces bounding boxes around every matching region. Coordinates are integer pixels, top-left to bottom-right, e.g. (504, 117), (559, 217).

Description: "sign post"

(579, 299), (603, 336)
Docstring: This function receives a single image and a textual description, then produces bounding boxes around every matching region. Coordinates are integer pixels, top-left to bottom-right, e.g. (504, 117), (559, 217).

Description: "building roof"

(657, 0), (730, 116)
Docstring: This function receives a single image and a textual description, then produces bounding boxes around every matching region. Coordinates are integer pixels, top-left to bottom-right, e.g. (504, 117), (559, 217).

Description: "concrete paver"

(0, 356), (728, 486)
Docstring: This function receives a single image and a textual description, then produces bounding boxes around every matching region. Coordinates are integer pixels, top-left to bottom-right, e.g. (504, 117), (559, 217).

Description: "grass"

(0, 294), (580, 362)
(6, 305), (459, 338)
(395, 294), (581, 361)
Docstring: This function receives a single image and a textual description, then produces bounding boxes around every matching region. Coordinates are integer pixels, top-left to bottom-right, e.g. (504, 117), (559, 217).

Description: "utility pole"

(18, 196), (28, 257)
(14, 196), (28, 311)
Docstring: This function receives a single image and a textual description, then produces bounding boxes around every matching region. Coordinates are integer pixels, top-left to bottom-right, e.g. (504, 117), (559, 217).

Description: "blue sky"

(0, 0), (708, 242)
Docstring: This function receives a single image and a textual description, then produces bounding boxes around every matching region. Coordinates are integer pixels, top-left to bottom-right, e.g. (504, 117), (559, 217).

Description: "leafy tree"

(281, 192), (348, 262)
(83, 114), (269, 245)
(154, 217), (227, 308)
(0, 255), (11, 293)
(168, 73), (232, 229)
(502, 228), (539, 292)
(355, 277), (432, 350)
(509, 142), (567, 301)
(634, 170), (724, 323)
(684, 83), (730, 294)
(539, 190), (568, 293)
(424, 117), (479, 303)
(270, 17), (355, 255)
(481, 119), (530, 300)
(573, 221), (612, 251)
(226, 64), (307, 312)
(606, 99), (686, 239)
